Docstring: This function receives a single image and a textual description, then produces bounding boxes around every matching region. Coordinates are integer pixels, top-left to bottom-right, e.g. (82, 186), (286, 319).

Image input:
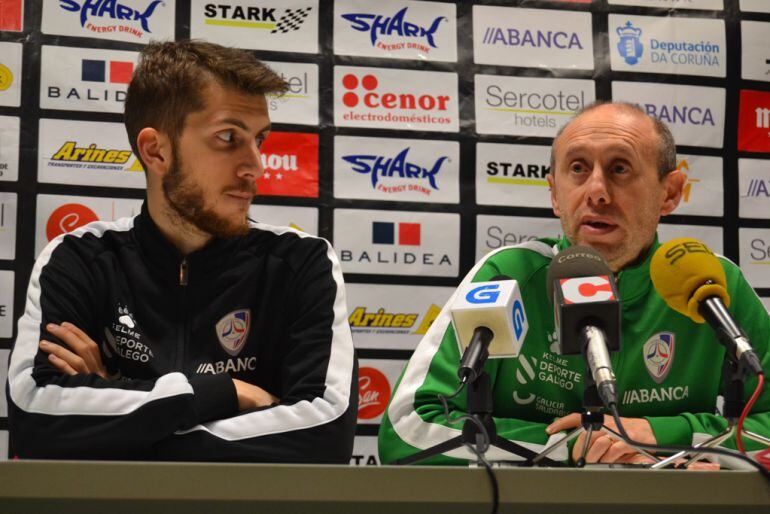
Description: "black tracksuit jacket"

(7, 203), (358, 462)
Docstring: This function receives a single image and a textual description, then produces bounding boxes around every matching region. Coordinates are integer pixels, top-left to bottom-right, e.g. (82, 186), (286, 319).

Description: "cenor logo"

(341, 73), (450, 111)
(46, 203), (99, 241)
(358, 366), (391, 420)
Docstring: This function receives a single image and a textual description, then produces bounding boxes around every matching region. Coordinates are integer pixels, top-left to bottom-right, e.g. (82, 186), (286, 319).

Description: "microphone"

(650, 237), (763, 376)
(547, 246), (621, 408)
(450, 275), (528, 383)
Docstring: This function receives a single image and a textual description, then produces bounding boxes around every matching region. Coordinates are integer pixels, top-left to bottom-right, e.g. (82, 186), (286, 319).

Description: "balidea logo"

(335, 209), (458, 277)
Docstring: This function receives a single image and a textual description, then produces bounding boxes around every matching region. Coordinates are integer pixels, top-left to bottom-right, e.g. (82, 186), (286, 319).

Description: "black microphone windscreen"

(546, 245), (612, 301)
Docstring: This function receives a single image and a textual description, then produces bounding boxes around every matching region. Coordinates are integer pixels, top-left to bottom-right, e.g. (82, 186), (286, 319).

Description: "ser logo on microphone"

(663, 240), (713, 265)
(559, 275), (615, 304)
(466, 284), (500, 304)
(513, 300), (526, 341)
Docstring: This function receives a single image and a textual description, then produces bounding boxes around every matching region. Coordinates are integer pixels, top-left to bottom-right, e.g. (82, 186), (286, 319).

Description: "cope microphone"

(650, 237), (763, 376)
(450, 276), (529, 383)
(547, 246), (621, 408)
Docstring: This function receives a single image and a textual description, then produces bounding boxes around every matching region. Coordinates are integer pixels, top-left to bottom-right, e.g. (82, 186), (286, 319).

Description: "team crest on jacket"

(216, 309), (251, 356)
(643, 332), (675, 384)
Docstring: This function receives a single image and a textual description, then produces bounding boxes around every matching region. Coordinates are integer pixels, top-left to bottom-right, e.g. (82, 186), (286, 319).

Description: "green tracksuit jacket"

(378, 236), (770, 465)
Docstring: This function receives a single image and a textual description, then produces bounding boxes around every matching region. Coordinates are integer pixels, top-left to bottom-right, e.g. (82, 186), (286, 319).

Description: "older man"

(378, 102), (769, 465)
(8, 40), (357, 462)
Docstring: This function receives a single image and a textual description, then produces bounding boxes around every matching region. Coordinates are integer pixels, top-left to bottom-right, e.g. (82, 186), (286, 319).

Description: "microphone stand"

(533, 330), (659, 467)
(394, 369), (561, 466)
(651, 357), (770, 469)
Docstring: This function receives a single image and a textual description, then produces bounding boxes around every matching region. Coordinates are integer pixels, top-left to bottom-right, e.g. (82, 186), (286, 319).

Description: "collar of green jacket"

(553, 234), (661, 303)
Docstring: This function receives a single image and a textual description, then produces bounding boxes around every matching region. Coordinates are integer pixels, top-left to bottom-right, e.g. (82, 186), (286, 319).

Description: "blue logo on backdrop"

(743, 179), (770, 198)
(341, 7), (446, 48)
(342, 148), (446, 190)
(59, 0), (163, 32)
(638, 102), (715, 126)
(480, 27), (583, 50)
(466, 285), (500, 304)
(616, 21), (643, 65)
(512, 300), (526, 341)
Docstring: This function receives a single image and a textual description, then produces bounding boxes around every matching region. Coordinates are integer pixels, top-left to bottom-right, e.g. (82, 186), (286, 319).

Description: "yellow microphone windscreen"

(650, 238), (729, 323)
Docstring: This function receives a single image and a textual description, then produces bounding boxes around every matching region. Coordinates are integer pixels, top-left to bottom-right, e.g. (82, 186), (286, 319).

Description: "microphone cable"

(736, 373), (765, 455)
(438, 383), (499, 514)
(606, 403), (770, 481)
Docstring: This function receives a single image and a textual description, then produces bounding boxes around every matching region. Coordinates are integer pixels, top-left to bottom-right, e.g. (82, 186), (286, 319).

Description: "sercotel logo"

(341, 7), (446, 50)
(59, 0), (163, 33)
(342, 147), (446, 192)
(341, 73), (450, 112)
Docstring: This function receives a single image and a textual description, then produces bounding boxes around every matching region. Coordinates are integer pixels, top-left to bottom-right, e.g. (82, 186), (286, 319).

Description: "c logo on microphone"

(559, 276), (615, 304)
(466, 284), (500, 304)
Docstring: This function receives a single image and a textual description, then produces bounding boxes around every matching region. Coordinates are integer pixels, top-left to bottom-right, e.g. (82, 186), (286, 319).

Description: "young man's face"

(547, 105), (683, 272)
(163, 80), (270, 238)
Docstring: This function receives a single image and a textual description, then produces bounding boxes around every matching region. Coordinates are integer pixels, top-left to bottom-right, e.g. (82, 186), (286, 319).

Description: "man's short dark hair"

(549, 101), (678, 180)
(124, 40), (288, 167)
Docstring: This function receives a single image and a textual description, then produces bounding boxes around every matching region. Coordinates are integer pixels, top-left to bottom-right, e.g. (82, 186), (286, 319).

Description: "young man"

(7, 40), (358, 462)
(378, 102), (770, 465)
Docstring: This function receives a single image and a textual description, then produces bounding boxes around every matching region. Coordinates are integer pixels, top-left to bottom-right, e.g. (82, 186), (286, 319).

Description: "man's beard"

(162, 147), (254, 239)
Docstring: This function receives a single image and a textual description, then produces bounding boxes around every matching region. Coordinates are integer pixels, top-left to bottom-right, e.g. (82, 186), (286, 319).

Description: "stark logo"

(215, 309), (251, 356)
(643, 332), (675, 384)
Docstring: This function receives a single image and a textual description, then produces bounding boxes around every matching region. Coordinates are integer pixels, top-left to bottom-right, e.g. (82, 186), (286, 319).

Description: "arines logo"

(203, 5), (312, 33)
(342, 148), (447, 195)
(341, 7), (446, 53)
(58, 0), (163, 38)
(51, 141), (133, 168)
(348, 303), (440, 335)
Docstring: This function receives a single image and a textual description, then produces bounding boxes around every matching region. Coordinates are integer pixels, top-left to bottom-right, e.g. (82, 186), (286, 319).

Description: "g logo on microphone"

(512, 300), (526, 341)
(466, 284), (500, 304)
(559, 276), (615, 304)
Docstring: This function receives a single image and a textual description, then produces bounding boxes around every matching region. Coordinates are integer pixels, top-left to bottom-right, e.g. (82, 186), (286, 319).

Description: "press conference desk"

(1, 460), (768, 514)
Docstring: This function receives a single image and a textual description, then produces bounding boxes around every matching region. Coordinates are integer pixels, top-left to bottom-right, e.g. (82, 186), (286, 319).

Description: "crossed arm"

(41, 322), (277, 411)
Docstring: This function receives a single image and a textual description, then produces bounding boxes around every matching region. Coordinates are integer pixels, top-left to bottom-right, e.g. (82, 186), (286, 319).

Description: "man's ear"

(547, 172), (561, 217)
(660, 168), (686, 216)
(136, 128), (172, 178)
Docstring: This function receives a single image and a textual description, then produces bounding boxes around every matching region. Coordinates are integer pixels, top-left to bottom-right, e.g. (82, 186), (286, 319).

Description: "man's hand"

(546, 412), (657, 464)
(39, 322), (111, 379)
(232, 378), (279, 411)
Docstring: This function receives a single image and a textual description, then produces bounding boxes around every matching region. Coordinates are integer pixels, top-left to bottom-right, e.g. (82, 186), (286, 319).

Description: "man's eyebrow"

(563, 143), (636, 158)
(218, 118), (271, 135)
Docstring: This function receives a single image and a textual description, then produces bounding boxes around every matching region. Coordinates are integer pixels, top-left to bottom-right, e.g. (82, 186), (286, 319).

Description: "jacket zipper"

(178, 257), (189, 372)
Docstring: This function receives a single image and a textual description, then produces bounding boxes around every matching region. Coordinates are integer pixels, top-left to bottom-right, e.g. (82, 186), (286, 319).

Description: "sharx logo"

(103, 304), (155, 364)
(203, 5), (312, 33)
(59, 0), (164, 38)
(341, 7), (446, 53)
(342, 148), (448, 195)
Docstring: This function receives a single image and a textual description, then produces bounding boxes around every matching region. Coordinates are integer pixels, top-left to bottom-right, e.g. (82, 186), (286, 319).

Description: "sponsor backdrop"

(0, 0), (768, 464)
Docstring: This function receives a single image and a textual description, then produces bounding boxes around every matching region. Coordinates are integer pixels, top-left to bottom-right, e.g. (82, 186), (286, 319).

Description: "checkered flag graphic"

(271, 7), (312, 34)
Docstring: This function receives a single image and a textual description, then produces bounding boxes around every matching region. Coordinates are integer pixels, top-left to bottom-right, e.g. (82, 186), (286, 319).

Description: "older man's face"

(547, 105), (684, 272)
